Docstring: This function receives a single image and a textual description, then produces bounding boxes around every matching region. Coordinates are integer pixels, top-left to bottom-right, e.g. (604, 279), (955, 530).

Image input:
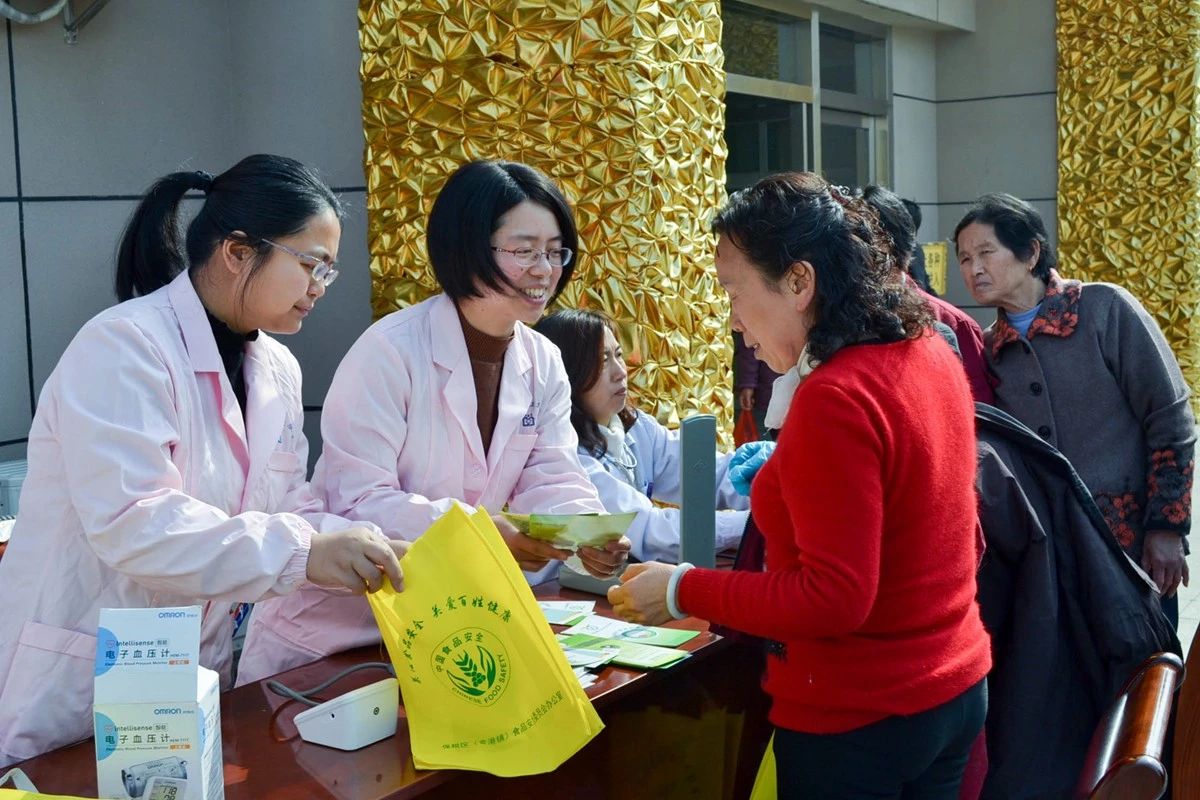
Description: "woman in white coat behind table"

(0, 155), (409, 768)
(238, 160), (631, 684)
(534, 309), (749, 562)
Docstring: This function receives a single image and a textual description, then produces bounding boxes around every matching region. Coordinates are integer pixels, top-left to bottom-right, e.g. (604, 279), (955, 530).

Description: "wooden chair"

(1172, 640), (1200, 799)
(1076, 652), (1184, 799)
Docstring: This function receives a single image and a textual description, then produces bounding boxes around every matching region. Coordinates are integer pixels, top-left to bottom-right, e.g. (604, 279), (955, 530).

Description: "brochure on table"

(538, 600), (595, 626)
(557, 633), (690, 670)
(562, 614), (700, 648)
(93, 606), (224, 800)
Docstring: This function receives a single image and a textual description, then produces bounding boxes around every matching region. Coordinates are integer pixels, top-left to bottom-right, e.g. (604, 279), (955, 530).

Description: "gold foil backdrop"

(1057, 0), (1200, 406)
(358, 1), (730, 427)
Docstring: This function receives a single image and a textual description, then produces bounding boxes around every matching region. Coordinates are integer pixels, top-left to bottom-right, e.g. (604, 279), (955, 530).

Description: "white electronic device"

(293, 677), (399, 751)
(120, 756), (187, 798)
(143, 775), (189, 800)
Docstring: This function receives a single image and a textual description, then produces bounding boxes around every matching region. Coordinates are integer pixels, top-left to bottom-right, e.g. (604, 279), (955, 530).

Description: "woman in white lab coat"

(0, 155), (408, 767)
(237, 160), (630, 684)
(534, 310), (749, 562)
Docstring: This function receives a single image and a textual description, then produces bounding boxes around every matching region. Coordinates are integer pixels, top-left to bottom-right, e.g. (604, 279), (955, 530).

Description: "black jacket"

(974, 404), (1179, 800)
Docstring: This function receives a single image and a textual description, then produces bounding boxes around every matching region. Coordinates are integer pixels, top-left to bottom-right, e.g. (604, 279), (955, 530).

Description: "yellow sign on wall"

(921, 241), (948, 297)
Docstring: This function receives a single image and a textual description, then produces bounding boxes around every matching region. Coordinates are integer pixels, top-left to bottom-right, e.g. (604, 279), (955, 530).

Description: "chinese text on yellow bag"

(368, 505), (604, 775)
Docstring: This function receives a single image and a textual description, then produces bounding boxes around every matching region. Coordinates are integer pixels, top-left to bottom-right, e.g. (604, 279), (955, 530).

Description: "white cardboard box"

(93, 607), (224, 800)
(0, 459), (27, 516)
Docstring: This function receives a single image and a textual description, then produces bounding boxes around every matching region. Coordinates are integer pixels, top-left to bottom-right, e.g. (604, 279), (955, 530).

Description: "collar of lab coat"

(167, 270), (253, 471)
(168, 269), (226, 374)
(429, 293), (534, 468)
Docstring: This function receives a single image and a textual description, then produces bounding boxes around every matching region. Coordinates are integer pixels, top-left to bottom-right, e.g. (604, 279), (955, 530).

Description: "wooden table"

(12, 582), (771, 799)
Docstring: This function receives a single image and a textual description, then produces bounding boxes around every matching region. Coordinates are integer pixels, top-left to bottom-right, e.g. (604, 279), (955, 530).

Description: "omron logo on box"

(154, 708), (184, 715)
(157, 611), (188, 618)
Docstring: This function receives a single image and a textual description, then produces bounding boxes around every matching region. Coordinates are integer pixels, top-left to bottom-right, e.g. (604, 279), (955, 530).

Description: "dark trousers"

(1162, 593), (1179, 629)
(773, 679), (987, 800)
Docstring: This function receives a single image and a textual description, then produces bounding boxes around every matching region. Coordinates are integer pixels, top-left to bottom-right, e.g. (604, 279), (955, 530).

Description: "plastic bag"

(368, 505), (604, 775)
(0, 769), (93, 800)
(734, 408), (760, 447)
(749, 733), (776, 799)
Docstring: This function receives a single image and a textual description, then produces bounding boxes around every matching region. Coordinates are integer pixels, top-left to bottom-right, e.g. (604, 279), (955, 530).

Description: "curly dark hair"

(712, 172), (931, 364)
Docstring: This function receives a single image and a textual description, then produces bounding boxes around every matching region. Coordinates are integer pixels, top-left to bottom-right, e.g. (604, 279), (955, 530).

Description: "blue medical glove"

(729, 440), (776, 496)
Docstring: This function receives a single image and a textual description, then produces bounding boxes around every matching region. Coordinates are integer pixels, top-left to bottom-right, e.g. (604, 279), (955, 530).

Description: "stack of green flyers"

(562, 614), (701, 648)
(557, 633), (690, 670)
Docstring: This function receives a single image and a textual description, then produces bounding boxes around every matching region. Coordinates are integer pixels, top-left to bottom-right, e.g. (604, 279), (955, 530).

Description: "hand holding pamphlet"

(503, 511), (638, 550)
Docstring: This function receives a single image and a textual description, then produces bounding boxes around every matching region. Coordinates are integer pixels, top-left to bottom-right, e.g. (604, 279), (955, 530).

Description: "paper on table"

(561, 643), (619, 669)
(563, 614), (701, 648)
(503, 511), (638, 549)
(538, 600), (596, 626)
(557, 633), (690, 670)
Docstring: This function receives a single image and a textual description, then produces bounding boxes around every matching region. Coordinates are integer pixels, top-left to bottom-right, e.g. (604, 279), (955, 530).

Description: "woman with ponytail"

(0, 155), (408, 766)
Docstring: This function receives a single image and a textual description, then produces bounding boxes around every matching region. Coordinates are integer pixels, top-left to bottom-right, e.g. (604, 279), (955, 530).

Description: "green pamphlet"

(562, 614), (701, 647)
(503, 511), (638, 549)
(538, 600), (595, 626)
(557, 633), (690, 670)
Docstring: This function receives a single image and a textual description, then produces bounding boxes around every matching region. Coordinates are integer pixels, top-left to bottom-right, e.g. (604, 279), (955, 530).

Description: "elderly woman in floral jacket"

(955, 193), (1194, 625)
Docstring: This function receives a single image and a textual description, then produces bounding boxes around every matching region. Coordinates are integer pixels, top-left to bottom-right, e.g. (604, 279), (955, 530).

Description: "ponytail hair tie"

(190, 170), (215, 193)
(828, 183), (852, 207)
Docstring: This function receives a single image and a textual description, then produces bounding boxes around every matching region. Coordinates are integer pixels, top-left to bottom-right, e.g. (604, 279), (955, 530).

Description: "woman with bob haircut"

(0, 155), (408, 766)
(955, 192), (1193, 626)
(533, 309), (749, 562)
(610, 172), (991, 798)
(239, 160), (629, 683)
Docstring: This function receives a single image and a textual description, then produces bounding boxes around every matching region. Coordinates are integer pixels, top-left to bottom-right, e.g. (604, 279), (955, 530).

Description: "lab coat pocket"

(266, 450), (302, 474)
(0, 620), (96, 761)
(494, 433), (537, 494)
(261, 449), (303, 509)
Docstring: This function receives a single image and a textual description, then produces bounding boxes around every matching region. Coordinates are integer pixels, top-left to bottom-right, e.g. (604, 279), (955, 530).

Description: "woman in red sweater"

(609, 172), (991, 798)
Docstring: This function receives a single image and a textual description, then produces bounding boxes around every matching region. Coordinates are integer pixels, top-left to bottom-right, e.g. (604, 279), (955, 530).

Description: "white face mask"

(764, 345), (819, 430)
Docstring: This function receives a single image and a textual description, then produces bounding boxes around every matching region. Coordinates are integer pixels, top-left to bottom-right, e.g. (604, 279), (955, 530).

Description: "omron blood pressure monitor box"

(93, 606), (224, 800)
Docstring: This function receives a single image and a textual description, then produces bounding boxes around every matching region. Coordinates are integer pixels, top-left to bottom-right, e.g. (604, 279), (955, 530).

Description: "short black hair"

(953, 193), (1056, 281)
(862, 185), (916, 270)
(426, 160), (579, 302)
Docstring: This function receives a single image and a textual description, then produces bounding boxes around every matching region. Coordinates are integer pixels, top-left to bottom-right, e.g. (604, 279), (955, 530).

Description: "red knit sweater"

(679, 333), (991, 733)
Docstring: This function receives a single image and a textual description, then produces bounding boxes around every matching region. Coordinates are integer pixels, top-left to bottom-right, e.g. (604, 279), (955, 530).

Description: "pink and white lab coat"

(0, 271), (356, 767)
(578, 410), (749, 563)
(237, 293), (603, 684)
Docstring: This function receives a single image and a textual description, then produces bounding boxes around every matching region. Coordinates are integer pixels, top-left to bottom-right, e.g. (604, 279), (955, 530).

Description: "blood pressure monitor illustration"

(120, 756), (187, 798)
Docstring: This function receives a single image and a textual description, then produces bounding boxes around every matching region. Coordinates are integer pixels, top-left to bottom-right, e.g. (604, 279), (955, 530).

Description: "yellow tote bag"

(0, 769), (94, 799)
(750, 733), (777, 800)
(368, 505), (604, 775)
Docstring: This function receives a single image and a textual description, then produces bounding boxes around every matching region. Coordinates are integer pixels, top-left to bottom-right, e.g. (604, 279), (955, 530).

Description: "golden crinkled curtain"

(358, 1), (730, 428)
(1058, 0), (1200, 410)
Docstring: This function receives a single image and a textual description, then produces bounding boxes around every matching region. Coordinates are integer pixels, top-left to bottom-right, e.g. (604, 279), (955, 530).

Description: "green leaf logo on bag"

(432, 627), (510, 706)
